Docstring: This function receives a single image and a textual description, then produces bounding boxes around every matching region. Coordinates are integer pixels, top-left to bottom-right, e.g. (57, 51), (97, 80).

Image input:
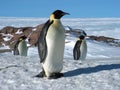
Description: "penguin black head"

(51, 10), (69, 19)
(79, 35), (85, 40)
(19, 36), (27, 41)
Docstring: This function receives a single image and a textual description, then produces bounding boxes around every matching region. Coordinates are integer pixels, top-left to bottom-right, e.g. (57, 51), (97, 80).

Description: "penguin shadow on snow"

(64, 64), (120, 77)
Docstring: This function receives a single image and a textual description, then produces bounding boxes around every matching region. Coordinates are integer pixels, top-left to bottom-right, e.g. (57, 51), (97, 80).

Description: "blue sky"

(0, 0), (120, 18)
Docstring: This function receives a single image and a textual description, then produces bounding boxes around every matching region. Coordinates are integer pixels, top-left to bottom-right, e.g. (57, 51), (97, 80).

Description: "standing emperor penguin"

(73, 35), (87, 61)
(14, 36), (28, 56)
(36, 10), (69, 79)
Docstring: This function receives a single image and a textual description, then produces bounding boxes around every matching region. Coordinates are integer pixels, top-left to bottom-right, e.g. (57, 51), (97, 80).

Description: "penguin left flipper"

(73, 41), (82, 60)
(38, 20), (54, 63)
(13, 40), (20, 55)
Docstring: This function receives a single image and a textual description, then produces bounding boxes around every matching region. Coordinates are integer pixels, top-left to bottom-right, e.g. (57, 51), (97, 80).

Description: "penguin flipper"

(73, 41), (81, 60)
(13, 41), (20, 55)
(38, 20), (53, 63)
(14, 48), (19, 55)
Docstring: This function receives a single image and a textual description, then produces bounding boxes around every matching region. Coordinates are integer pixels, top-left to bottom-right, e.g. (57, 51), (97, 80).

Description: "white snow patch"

(1, 33), (13, 41)
(32, 28), (37, 31)
(15, 29), (23, 34)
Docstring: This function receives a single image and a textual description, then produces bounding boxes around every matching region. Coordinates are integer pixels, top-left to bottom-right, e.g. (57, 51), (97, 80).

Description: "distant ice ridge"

(0, 17), (47, 29)
(63, 18), (120, 39)
(1, 17), (120, 39)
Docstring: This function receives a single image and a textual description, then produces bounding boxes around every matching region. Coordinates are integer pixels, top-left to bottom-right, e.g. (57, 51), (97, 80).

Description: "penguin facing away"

(73, 35), (87, 60)
(14, 36), (28, 56)
(36, 10), (69, 79)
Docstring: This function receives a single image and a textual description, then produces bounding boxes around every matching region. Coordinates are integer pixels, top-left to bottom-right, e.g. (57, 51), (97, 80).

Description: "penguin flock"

(12, 10), (87, 79)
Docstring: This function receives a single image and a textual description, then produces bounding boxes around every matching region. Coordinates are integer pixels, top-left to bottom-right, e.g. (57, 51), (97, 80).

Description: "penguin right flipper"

(38, 20), (54, 63)
(13, 41), (20, 55)
(73, 41), (82, 60)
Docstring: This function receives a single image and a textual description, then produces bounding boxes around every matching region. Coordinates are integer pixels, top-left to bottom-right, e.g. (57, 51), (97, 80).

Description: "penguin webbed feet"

(35, 72), (64, 79)
(48, 73), (64, 79)
(34, 70), (46, 78)
(34, 69), (63, 79)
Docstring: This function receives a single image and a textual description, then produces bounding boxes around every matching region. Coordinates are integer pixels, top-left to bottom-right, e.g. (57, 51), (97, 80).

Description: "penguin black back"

(38, 20), (53, 63)
(73, 40), (82, 60)
(14, 40), (20, 55)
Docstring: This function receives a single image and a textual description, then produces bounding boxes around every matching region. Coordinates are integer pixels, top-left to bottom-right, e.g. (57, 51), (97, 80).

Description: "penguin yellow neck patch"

(78, 38), (82, 41)
(50, 14), (61, 27)
(19, 38), (25, 42)
(50, 14), (55, 20)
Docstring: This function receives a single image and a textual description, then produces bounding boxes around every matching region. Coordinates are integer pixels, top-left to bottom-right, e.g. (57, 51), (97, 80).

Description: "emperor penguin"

(36, 10), (69, 79)
(73, 35), (87, 61)
(14, 36), (28, 56)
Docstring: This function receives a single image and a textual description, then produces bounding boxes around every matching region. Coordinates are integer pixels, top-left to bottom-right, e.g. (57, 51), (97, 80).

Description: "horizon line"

(0, 16), (120, 19)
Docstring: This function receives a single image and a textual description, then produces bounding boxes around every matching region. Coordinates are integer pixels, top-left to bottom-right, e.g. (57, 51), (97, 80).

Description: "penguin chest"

(43, 25), (65, 73)
(18, 41), (27, 56)
(80, 40), (87, 60)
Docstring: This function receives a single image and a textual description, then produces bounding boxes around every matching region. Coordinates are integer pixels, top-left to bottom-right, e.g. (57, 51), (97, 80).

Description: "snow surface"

(0, 17), (120, 90)
(15, 29), (23, 34)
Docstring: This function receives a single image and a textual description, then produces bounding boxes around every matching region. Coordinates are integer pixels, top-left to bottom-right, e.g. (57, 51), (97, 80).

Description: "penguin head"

(50, 10), (69, 19)
(79, 35), (85, 40)
(19, 36), (27, 42)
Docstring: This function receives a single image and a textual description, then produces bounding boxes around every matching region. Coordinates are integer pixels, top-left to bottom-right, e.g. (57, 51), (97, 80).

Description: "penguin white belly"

(18, 41), (27, 56)
(42, 25), (65, 76)
(80, 40), (87, 60)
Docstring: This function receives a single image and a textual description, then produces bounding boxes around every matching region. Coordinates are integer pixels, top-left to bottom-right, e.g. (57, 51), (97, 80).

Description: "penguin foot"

(34, 70), (46, 78)
(48, 73), (64, 79)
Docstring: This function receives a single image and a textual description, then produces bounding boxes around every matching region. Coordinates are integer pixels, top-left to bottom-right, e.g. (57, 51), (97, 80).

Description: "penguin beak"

(63, 12), (70, 16)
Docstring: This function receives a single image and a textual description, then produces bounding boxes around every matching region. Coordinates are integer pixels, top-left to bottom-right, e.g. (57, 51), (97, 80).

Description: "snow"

(15, 29), (23, 34)
(0, 17), (120, 90)
(0, 55), (120, 90)
(1, 33), (13, 42)
(32, 27), (37, 31)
